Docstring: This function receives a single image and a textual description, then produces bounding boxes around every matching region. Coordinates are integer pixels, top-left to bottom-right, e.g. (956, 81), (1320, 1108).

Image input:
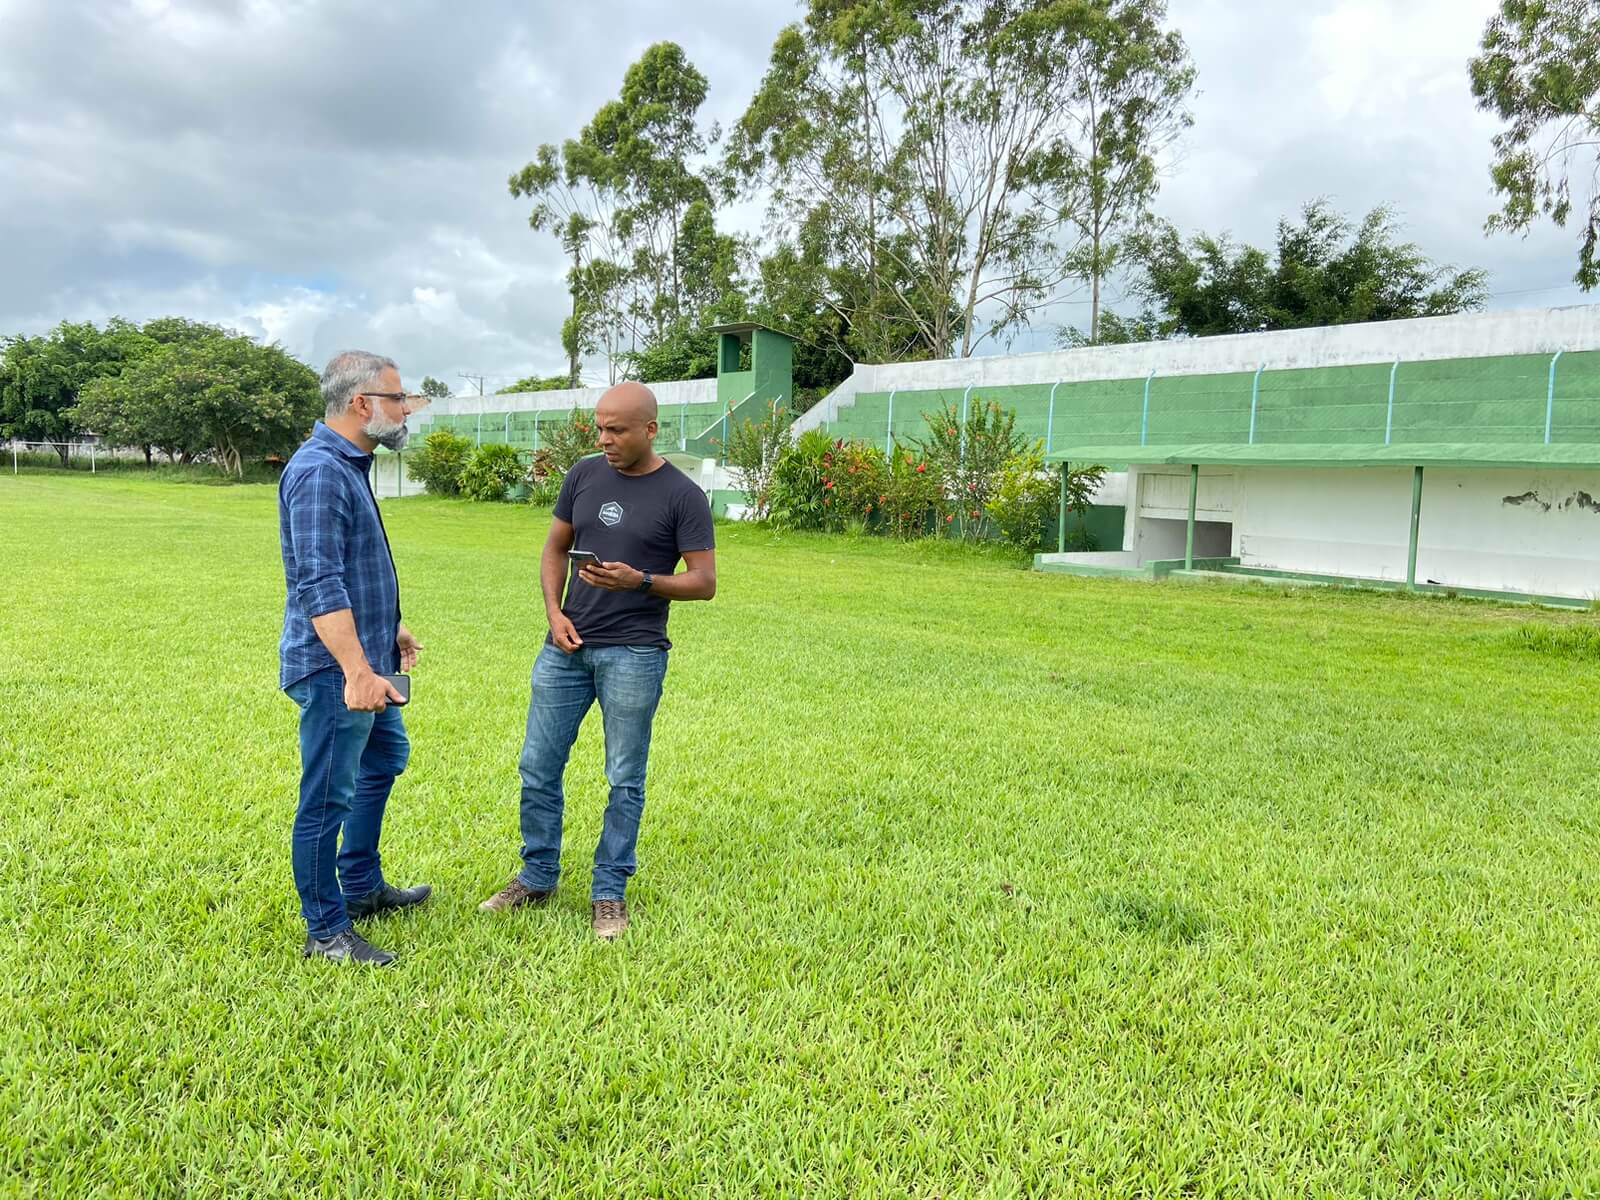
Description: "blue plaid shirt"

(278, 422), (401, 689)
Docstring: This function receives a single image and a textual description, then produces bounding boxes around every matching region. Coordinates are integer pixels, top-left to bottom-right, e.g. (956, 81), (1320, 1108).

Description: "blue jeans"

(285, 668), (410, 939)
(518, 643), (669, 901)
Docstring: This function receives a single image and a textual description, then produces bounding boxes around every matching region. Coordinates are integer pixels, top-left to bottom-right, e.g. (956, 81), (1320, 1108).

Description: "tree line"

(515, 0), (1600, 397)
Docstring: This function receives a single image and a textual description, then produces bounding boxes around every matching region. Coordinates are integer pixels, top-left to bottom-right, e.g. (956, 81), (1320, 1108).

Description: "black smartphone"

(567, 549), (601, 568)
(378, 673), (410, 705)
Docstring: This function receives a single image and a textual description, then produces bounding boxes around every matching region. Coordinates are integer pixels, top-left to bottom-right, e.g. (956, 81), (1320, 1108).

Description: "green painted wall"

(826, 350), (1600, 458)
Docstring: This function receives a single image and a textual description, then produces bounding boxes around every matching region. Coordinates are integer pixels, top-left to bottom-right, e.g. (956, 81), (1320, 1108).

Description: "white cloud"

(1, 0), (1592, 377)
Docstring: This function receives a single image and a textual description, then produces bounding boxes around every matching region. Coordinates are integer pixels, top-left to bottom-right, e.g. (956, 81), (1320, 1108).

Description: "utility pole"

(457, 373), (485, 396)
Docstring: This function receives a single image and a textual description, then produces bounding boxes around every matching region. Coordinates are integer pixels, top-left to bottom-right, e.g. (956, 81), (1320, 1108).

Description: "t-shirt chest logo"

(598, 500), (624, 527)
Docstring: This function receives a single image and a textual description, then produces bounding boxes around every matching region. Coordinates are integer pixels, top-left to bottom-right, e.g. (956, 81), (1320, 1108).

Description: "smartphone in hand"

(377, 673), (410, 705)
(567, 549), (601, 568)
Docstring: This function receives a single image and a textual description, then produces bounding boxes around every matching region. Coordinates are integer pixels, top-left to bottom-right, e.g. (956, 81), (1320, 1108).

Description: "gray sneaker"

(479, 875), (555, 913)
(302, 928), (396, 966)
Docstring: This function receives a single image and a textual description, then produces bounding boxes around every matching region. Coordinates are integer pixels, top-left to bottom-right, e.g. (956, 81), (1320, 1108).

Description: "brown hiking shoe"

(592, 899), (628, 940)
(478, 876), (554, 913)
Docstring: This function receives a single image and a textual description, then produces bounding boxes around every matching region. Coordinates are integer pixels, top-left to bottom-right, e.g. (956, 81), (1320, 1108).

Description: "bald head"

(594, 381), (662, 474)
(597, 380), (658, 424)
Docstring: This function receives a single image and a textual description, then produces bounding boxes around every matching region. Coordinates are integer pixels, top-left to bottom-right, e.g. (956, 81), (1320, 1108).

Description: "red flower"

(824, 480), (835, 489)
(879, 494), (888, 503)
(945, 514), (954, 523)
(916, 463), (926, 474)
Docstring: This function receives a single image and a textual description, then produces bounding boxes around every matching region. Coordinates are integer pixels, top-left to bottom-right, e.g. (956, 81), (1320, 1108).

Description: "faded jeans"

(517, 643), (668, 901)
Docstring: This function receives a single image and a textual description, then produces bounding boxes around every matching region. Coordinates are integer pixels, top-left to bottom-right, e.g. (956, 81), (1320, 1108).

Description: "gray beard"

(375, 425), (409, 451)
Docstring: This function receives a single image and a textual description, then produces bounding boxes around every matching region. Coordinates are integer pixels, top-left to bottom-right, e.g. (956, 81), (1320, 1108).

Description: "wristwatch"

(637, 571), (654, 593)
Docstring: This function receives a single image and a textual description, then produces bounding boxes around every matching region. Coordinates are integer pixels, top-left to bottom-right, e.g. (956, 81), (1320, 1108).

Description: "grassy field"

(4, 474), (1600, 1197)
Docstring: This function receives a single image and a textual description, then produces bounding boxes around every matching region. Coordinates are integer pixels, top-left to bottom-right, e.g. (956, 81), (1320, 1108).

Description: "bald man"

(480, 382), (717, 938)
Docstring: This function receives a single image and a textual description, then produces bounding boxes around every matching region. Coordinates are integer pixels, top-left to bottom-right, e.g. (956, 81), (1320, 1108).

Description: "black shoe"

(346, 883), (433, 919)
(302, 928), (396, 966)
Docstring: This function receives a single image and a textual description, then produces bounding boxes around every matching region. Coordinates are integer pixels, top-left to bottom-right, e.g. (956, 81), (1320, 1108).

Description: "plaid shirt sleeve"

(283, 463), (354, 619)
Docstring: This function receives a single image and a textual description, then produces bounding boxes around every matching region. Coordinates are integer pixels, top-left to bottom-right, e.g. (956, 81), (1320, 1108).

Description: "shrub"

(988, 448), (1059, 552)
(404, 429), (473, 496)
(916, 398), (1028, 540)
(819, 440), (887, 531)
(725, 413), (790, 521)
(768, 428), (835, 531)
(989, 450), (1109, 552)
(458, 442), (525, 502)
(541, 408), (598, 473)
(879, 446), (944, 540)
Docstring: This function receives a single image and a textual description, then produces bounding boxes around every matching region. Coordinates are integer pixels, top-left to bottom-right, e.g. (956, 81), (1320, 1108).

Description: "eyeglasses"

(361, 391), (429, 413)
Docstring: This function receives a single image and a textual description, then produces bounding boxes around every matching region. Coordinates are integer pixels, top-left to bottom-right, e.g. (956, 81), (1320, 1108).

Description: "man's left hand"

(397, 623), (424, 672)
(579, 561), (645, 592)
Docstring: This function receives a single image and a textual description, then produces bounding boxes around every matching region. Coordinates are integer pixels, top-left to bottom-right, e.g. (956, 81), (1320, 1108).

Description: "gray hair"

(321, 350), (398, 417)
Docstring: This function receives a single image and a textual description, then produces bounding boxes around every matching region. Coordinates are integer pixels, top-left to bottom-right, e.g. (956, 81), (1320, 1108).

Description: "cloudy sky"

(0, 0), (1585, 392)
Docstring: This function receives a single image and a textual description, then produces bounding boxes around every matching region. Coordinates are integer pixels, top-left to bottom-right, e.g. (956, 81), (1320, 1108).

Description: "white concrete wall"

(1232, 466), (1600, 599)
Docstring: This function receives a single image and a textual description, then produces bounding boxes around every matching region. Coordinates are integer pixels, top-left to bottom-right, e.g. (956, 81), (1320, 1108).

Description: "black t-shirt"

(552, 454), (715, 649)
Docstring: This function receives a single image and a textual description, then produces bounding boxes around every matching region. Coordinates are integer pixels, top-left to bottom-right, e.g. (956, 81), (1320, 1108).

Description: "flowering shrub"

(541, 407), (599, 474)
(916, 398), (1027, 540)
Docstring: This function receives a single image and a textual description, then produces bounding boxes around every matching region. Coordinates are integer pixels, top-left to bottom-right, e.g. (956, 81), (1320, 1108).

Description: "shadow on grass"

(1096, 890), (1210, 946)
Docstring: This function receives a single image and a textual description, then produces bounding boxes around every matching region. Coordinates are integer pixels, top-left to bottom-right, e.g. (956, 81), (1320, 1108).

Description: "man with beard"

(278, 350), (429, 966)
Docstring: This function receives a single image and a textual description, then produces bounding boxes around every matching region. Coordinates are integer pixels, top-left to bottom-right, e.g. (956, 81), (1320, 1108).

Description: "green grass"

(4, 474), (1600, 1197)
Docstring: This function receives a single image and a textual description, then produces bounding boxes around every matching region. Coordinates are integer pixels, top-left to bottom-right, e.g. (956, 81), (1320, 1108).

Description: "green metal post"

(1184, 463), (1199, 570)
(1406, 465), (1424, 589)
(1057, 461), (1069, 553)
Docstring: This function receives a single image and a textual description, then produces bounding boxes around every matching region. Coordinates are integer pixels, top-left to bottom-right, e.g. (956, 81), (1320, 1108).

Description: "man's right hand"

(345, 669), (404, 712)
(549, 611), (584, 654)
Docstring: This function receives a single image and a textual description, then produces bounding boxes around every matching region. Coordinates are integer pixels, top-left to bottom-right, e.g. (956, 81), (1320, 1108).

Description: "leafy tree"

(728, 0), (1190, 358)
(511, 43), (738, 383)
(419, 376), (451, 400)
(498, 374), (572, 394)
(1057, 0), (1194, 342)
(1471, 0), (1600, 288)
(69, 322), (320, 476)
(1071, 201), (1489, 341)
(0, 319), (152, 465)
